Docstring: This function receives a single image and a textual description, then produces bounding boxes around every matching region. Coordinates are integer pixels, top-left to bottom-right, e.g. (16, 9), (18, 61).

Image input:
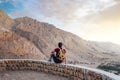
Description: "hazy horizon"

(0, 0), (120, 45)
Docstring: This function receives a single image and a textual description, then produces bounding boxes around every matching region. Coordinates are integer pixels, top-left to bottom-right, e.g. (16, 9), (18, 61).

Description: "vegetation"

(97, 63), (120, 75)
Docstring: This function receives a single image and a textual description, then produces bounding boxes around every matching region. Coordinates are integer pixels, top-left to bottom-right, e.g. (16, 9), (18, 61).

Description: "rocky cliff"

(0, 30), (46, 59)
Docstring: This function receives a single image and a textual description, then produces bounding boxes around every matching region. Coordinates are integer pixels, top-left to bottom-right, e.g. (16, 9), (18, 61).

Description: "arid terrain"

(0, 71), (68, 80)
(0, 9), (120, 69)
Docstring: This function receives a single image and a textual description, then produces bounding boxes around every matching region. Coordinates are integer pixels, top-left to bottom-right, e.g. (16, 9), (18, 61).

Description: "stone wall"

(0, 59), (115, 80)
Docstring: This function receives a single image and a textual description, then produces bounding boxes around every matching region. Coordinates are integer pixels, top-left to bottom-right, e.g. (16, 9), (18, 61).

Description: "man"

(49, 42), (67, 64)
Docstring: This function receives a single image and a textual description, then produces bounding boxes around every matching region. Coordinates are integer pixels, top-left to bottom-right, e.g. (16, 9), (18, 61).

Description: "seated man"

(49, 42), (67, 64)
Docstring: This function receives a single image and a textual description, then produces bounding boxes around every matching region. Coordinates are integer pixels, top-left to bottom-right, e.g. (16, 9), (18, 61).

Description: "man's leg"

(49, 53), (53, 61)
(49, 53), (56, 61)
(49, 53), (57, 63)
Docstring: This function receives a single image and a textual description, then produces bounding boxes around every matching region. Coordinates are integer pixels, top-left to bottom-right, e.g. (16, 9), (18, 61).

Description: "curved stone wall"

(0, 59), (115, 80)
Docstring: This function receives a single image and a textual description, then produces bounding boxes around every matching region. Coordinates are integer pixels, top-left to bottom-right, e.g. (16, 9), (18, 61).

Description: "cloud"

(9, 0), (116, 22)
(0, 1), (2, 4)
(33, 0), (116, 23)
(0, 0), (11, 4)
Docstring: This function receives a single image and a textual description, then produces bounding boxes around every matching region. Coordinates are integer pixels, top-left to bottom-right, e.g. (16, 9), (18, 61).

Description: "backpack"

(56, 49), (65, 60)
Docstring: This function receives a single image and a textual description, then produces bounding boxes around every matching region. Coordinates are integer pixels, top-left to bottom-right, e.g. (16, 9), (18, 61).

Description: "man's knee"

(50, 53), (54, 56)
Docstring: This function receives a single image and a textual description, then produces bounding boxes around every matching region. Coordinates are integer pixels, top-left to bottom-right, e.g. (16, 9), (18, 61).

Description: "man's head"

(58, 42), (63, 48)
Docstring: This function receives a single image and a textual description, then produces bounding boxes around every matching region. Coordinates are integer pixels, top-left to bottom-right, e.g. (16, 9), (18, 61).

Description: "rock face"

(0, 30), (46, 59)
(0, 10), (14, 29)
(0, 10), (120, 67)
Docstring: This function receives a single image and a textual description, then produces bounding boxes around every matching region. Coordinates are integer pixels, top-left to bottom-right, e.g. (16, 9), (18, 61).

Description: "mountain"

(89, 41), (120, 54)
(0, 10), (120, 68)
(0, 10), (14, 29)
(0, 29), (46, 59)
(0, 10), (45, 59)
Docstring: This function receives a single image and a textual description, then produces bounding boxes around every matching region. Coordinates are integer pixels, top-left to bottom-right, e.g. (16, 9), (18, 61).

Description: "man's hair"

(58, 42), (63, 48)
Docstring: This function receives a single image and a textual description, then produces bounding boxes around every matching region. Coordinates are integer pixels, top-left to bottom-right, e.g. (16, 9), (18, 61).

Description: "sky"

(0, 0), (120, 44)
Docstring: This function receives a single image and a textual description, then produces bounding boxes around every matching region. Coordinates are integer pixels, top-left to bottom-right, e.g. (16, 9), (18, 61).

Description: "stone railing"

(0, 59), (117, 80)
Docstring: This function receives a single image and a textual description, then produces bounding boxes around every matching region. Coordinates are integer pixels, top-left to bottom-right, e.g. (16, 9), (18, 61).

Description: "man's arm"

(64, 53), (67, 64)
(51, 51), (55, 54)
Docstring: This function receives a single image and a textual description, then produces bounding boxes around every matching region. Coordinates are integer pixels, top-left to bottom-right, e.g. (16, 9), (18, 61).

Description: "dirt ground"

(0, 71), (68, 80)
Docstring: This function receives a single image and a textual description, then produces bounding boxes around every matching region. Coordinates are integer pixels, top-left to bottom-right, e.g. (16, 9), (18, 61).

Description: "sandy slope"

(0, 71), (68, 80)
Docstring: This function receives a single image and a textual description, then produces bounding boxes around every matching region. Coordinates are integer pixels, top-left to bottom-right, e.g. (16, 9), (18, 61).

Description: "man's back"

(54, 48), (66, 55)
(49, 42), (67, 64)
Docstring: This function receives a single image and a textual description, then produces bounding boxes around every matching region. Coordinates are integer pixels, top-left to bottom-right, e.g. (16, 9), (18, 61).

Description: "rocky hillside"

(0, 10), (120, 68)
(0, 10), (14, 29)
(89, 41), (120, 54)
(0, 29), (46, 59)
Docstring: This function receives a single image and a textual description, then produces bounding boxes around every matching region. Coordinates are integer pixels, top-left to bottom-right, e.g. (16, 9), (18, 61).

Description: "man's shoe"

(48, 59), (51, 62)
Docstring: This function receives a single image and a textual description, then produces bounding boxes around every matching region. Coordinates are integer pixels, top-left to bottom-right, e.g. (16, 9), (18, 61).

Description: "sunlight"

(100, 0), (112, 3)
